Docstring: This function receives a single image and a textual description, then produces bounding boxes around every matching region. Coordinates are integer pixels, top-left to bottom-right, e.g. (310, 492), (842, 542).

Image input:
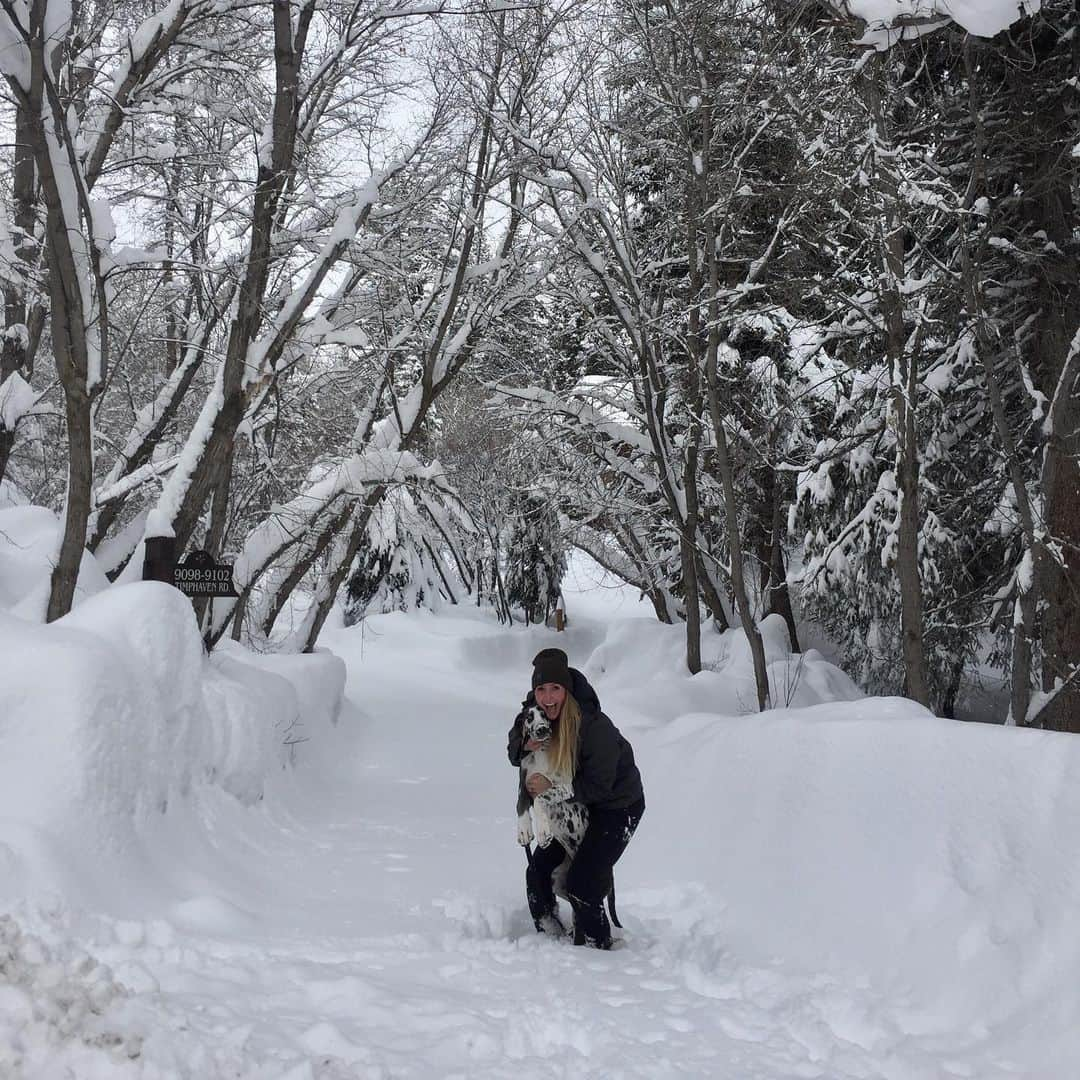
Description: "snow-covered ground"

(2, 517), (1079, 1078)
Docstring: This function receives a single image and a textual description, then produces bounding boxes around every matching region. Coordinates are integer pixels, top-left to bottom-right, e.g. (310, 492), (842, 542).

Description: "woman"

(508, 647), (645, 949)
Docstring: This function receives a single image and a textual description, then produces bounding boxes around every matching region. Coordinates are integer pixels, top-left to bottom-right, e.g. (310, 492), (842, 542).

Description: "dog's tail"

(606, 881), (622, 929)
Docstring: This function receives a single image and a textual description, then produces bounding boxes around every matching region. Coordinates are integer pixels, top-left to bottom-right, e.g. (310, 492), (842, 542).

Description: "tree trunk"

(0, 103), (39, 487)
(864, 52), (930, 709)
(192, 443), (235, 634)
(34, 103), (101, 620)
(680, 530), (702, 673)
(959, 44), (1043, 727)
(253, 503), (354, 641)
(694, 69), (770, 708)
(150, 0), (309, 553)
(1036, 347), (1080, 731)
(1027, 113), (1080, 731)
(695, 549), (730, 633)
(765, 495), (800, 653)
(940, 654), (965, 721)
(47, 377), (93, 622)
(895, 433), (929, 707)
(706, 413), (771, 710)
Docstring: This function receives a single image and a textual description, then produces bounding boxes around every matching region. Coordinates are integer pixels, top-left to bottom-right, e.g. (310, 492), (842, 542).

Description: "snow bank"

(0, 580), (345, 899)
(638, 695), (1080, 1057)
(585, 610), (862, 724)
(0, 505), (109, 617)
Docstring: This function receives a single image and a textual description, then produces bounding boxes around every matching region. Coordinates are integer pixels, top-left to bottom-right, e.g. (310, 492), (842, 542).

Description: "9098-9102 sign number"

(175, 568), (233, 581)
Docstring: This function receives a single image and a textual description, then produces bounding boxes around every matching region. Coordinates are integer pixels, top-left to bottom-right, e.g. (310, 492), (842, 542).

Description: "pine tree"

(504, 493), (567, 626)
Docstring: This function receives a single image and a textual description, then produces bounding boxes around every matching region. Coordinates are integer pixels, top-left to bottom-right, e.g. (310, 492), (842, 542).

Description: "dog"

(515, 704), (620, 931)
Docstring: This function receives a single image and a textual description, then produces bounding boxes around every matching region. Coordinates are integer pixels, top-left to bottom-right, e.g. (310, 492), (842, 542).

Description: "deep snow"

(1, 514), (1078, 1077)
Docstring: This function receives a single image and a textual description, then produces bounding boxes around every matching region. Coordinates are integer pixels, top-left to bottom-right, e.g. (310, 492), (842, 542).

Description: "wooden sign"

(173, 549), (238, 598)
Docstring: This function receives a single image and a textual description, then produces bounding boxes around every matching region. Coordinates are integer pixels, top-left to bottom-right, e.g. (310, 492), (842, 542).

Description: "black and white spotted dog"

(516, 705), (620, 927)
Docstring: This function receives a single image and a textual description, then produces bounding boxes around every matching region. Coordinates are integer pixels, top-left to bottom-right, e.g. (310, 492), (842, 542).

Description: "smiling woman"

(507, 648), (645, 949)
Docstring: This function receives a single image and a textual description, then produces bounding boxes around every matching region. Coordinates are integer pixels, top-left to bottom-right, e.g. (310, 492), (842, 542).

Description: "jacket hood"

(569, 667), (602, 718)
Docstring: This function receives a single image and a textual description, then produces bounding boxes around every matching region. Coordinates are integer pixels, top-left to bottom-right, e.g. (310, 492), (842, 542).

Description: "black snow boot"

(535, 910), (567, 936)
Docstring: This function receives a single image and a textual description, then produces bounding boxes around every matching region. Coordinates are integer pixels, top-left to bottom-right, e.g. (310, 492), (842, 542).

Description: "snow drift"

(0, 570), (345, 901)
(639, 697), (1080, 1063)
(0, 505), (110, 618)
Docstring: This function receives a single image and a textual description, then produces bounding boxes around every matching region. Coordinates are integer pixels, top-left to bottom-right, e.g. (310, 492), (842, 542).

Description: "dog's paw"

(516, 818), (534, 846)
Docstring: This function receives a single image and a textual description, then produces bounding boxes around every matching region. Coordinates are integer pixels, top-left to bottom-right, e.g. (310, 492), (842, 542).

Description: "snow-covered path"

(59, 627), (888, 1078)
(13, 611), (1013, 1078)
(94, 616), (833, 1078)
(5, 563), (1069, 1078)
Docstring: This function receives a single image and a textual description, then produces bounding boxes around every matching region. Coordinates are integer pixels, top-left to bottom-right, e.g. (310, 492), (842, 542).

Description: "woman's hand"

(525, 773), (553, 796)
(524, 738), (547, 752)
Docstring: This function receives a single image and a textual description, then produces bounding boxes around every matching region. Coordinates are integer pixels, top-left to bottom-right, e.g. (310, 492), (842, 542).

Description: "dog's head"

(522, 706), (553, 745)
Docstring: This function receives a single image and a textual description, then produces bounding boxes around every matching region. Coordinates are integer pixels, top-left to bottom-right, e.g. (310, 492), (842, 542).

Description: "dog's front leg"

(532, 789), (555, 849)
(516, 767), (534, 847)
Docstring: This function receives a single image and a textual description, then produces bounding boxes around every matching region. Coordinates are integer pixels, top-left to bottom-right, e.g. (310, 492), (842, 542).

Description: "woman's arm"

(507, 693), (535, 766)
(572, 714), (621, 804)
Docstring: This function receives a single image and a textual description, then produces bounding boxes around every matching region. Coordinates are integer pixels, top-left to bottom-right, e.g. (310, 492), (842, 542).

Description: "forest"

(0, 0), (1076, 729)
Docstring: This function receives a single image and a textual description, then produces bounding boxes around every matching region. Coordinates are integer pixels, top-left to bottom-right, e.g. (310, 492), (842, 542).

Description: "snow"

(0, 541), (1078, 1077)
(241, 175), (388, 391)
(145, 361), (226, 540)
(0, 475), (28, 508)
(0, 0), (31, 89)
(95, 509), (150, 577)
(0, 581), (344, 864)
(129, 0), (183, 64)
(836, 0), (1038, 38)
(0, 371), (37, 429)
(0, 504), (110, 617)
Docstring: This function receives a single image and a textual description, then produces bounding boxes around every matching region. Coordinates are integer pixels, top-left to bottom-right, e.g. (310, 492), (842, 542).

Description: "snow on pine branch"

(494, 383), (653, 458)
(0, 371), (37, 430)
(826, 0), (1037, 42)
(229, 446), (455, 596)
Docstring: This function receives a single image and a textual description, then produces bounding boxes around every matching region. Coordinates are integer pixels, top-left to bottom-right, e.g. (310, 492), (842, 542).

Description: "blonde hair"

(550, 693), (581, 779)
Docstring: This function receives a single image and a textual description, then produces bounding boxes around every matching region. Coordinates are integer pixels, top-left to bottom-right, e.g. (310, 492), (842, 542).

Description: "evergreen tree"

(504, 493), (568, 625)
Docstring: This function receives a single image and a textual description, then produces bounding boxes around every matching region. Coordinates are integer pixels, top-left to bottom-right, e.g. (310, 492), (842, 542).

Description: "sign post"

(142, 536), (177, 585)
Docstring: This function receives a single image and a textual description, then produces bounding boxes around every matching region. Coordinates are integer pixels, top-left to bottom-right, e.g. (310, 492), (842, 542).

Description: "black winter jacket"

(507, 668), (644, 812)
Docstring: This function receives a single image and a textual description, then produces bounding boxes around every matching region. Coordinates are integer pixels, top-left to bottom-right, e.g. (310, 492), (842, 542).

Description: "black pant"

(566, 798), (645, 945)
(526, 799), (645, 943)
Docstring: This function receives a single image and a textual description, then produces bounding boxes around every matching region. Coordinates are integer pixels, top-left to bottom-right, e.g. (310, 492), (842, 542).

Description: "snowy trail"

(16, 599), (1026, 1080)
(6, 555), (1057, 1078)
(78, 683), (823, 1076)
